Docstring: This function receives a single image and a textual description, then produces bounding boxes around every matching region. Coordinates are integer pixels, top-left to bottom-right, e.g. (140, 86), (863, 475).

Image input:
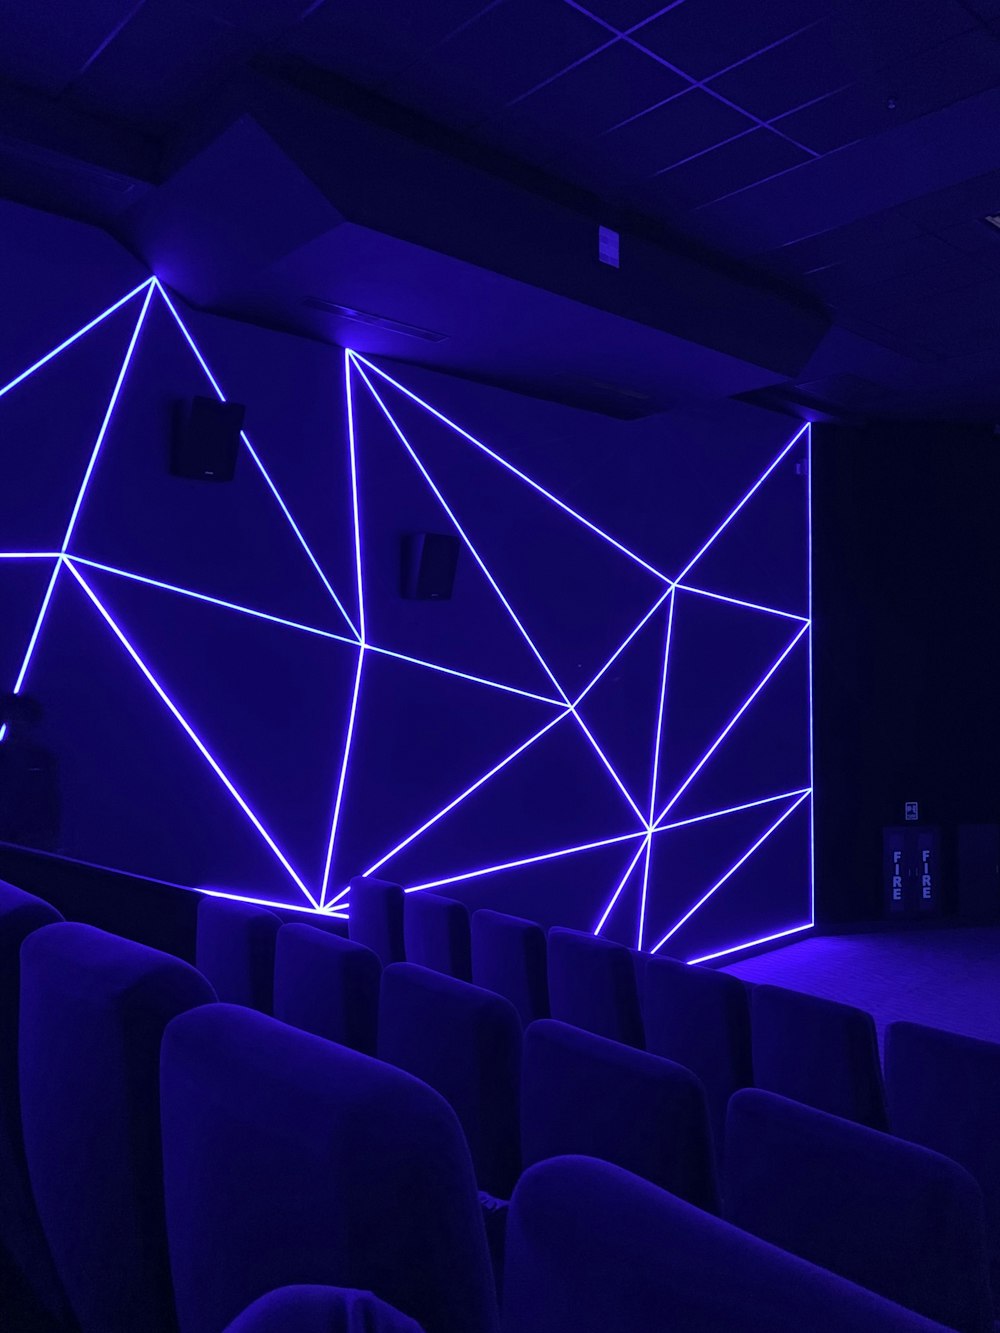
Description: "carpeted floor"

(723, 926), (1000, 1053)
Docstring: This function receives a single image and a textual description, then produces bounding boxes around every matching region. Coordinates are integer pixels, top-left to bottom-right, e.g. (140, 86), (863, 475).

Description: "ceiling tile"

(0, 0), (140, 94)
(775, 29), (1000, 155)
(578, 0), (685, 31)
(706, 18), (860, 123)
(637, 127), (808, 212)
(385, 0), (610, 130)
(600, 87), (752, 176)
(633, 0), (833, 81)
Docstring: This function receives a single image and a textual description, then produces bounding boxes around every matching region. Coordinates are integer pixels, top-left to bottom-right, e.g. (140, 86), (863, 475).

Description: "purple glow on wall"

(1, 276), (812, 957)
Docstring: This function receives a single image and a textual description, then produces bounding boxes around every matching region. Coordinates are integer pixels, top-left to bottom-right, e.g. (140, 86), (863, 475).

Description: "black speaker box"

(400, 533), (460, 599)
(172, 396), (245, 481)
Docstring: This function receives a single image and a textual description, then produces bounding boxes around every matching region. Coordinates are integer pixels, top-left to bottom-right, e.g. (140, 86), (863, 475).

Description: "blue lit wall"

(0, 207), (812, 963)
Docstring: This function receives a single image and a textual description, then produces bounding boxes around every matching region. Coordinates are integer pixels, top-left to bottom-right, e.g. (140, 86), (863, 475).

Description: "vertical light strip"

(594, 833), (649, 936)
(64, 560), (319, 908)
(352, 353), (672, 584)
(807, 423), (816, 925)
(672, 424), (808, 586)
(1, 284), (154, 743)
(344, 352), (366, 644)
(650, 790), (810, 953)
(654, 623), (809, 827)
(0, 277), (154, 404)
(637, 587), (676, 949)
(153, 280), (360, 641)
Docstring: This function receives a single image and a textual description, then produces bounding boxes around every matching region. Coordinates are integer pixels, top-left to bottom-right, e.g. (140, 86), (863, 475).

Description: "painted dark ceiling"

(2, 0), (1000, 419)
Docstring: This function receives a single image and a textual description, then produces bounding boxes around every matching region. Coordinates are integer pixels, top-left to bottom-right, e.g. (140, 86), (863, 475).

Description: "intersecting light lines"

(64, 559), (320, 907)
(649, 789), (811, 955)
(0, 282), (154, 743)
(152, 279), (359, 642)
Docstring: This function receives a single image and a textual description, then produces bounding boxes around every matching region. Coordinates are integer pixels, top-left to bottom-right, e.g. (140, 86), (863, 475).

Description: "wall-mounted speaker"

(171, 396), (246, 481)
(400, 533), (460, 600)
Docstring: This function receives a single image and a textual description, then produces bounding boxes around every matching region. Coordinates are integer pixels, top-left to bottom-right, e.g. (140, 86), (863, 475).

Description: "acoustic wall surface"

(0, 206), (811, 961)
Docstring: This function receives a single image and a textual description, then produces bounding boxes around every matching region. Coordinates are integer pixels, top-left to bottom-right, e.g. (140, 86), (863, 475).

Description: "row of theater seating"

(0, 874), (982, 1332)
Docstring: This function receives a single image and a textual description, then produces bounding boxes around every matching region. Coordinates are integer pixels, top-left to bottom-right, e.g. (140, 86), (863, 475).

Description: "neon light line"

(65, 560), (319, 908)
(674, 582), (809, 623)
(571, 587), (673, 708)
(686, 921), (812, 966)
(344, 351), (366, 643)
(650, 790), (810, 953)
(638, 588), (676, 948)
(353, 357), (659, 820)
(352, 353), (671, 584)
(594, 834), (649, 936)
(654, 623), (809, 826)
(672, 424), (808, 586)
(66, 557), (359, 646)
(655, 788), (812, 835)
(351, 357), (570, 704)
(327, 707), (572, 904)
(2, 288), (154, 743)
(200, 887), (336, 916)
(0, 552), (62, 559)
(807, 424), (816, 925)
(362, 643), (565, 705)
(63, 283), (155, 551)
(0, 277), (154, 403)
(398, 828), (648, 892)
(319, 643), (365, 906)
(153, 280), (360, 641)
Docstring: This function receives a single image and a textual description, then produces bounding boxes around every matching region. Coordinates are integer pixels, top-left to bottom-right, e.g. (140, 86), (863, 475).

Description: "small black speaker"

(171, 396), (245, 481)
(400, 533), (460, 599)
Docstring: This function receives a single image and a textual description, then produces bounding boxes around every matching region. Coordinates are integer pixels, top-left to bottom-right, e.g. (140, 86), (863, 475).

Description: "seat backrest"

(885, 1020), (1000, 1301)
(196, 896), (281, 1012)
(521, 1020), (718, 1212)
(223, 1285), (425, 1332)
(161, 1004), (498, 1333)
(501, 1156), (949, 1333)
(404, 892), (472, 980)
(20, 922), (216, 1333)
(347, 876), (405, 966)
(546, 928), (644, 1048)
(379, 963), (521, 1199)
(642, 956), (752, 1154)
(274, 924), (380, 1054)
(751, 984), (887, 1128)
(0, 880), (69, 1325)
(725, 1089), (993, 1333)
(471, 910), (548, 1027)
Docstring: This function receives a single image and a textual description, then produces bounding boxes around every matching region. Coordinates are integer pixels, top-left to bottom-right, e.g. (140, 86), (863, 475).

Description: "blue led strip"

(351, 355), (647, 824)
(686, 921), (812, 967)
(807, 424), (816, 926)
(152, 280), (360, 642)
(64, 560), (320, 908)
(636, 588), (676, 949)
(594, 834), (650, 935)
(1, 283), (155, 743)
(649, 790), (811, 955)
(352, 353), (672, 585)
(400, 828), (648, 894)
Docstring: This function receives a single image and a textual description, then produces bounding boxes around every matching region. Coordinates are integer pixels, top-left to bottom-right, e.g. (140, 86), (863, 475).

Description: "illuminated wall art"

(0, 276), (812, 960)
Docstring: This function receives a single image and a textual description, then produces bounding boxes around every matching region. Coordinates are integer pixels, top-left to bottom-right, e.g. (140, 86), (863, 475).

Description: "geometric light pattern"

(1, 276), (812, 961)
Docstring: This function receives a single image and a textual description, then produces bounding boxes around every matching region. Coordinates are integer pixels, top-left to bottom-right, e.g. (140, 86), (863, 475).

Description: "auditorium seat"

(751, 984), (888, 1128)
(224, 1286), (425, 1332)
(273, 924), (380, 1054)
(161, 1003), (498, 1333)
(521, 1019), (719, 1212)
(471, 909), (549, 1026)
(725, 1089), (992, 1333)
(19, 922), (216, 1333)
(378, 963), (521, 1200)
(546, 927), (644, 1048)
(642, 955), (752, 1155)
(0, 880), (71, 1328)
(196, 896), (281, 1012)
(886, 1020), (1000, 1304)
(500, 1156), (948, 1332)
(347, 876), (405, 966)
(404, 892), (472, 980)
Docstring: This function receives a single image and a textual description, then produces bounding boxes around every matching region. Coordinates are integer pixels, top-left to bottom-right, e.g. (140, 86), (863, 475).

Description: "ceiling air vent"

(303, 298), (447, 342)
